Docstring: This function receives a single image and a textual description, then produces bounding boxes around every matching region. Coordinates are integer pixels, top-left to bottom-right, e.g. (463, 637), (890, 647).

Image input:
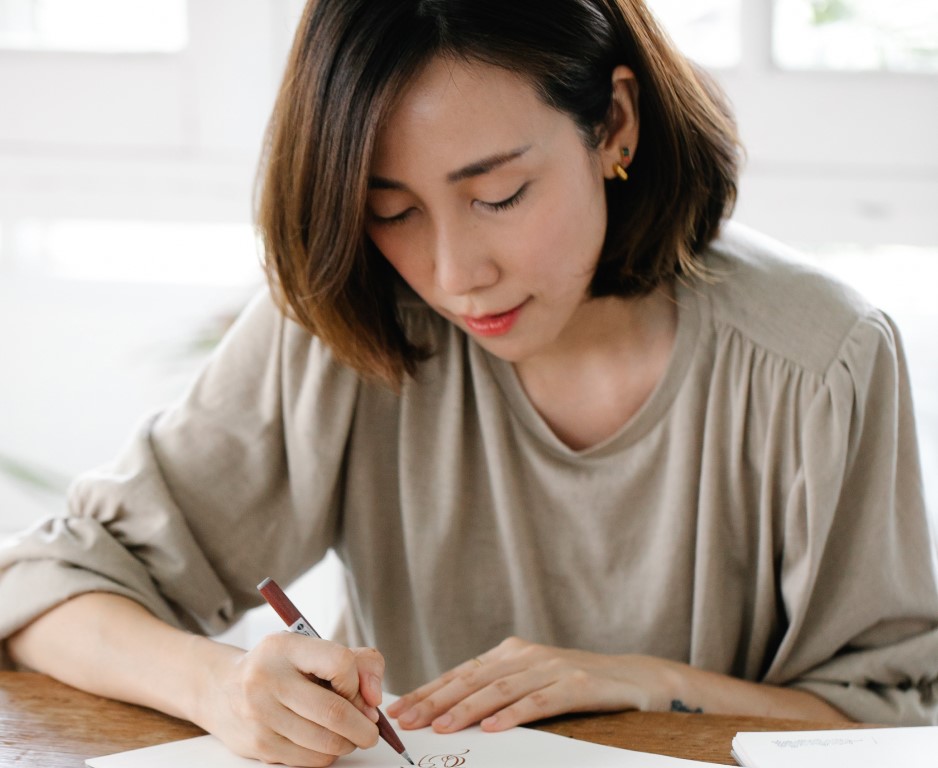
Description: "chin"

(474, 336), (541, 364)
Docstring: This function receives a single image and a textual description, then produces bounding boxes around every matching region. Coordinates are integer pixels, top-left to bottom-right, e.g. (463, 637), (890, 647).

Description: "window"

(647, 0), (741, 68)
(774, 0), (938, 72)
(0, 0), (187, 53)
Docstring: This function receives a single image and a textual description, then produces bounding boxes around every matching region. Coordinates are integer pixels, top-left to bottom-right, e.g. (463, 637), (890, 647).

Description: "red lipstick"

(462, 301), (526, 337)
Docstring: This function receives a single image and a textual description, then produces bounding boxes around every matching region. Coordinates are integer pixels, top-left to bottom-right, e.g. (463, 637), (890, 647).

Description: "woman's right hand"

(195, 632), (386, 767)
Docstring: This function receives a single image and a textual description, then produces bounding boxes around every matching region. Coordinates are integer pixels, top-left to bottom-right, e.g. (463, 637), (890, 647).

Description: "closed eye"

(478, 183), (529, 213)
(368, 207), (415, 227)
(369, 182), (530, 225)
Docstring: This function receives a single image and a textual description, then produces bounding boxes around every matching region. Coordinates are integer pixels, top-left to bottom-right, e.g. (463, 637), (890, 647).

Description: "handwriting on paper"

(406, 749), (470, 767)
(771, 737), (865, 749)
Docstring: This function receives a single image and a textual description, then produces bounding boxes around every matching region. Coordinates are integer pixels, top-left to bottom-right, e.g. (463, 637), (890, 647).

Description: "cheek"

(368, 229), (432, 293)
(368, 228), (405, 272)
(529, 182), (607, 277)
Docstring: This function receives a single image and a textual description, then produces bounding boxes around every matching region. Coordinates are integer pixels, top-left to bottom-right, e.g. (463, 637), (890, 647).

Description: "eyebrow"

(369, 145), (531, 190)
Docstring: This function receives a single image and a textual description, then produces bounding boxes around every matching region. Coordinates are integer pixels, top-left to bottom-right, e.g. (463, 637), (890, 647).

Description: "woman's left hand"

(385, 637), (681, 733)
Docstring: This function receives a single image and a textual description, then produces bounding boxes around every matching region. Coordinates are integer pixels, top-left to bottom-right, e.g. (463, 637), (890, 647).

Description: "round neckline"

(482, 278), (704, 459)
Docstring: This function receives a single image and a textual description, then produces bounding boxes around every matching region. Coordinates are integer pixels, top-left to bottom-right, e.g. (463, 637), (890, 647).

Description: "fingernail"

(432, 713), (453, 731)
(481, 715), (499, 730)
(365, 705), (380, 723)
(368, 674), (383, 704)
(398, 709), (417, 726)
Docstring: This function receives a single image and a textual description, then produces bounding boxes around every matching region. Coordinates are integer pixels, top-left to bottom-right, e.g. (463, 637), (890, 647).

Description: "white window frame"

(718, 2), (938, 248)
(0, 0), (297, 224)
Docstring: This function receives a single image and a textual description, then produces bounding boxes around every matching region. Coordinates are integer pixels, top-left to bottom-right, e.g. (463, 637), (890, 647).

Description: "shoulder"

(699, 222), (882, 376)
(233, 285), (461, 391)
(192, 287), (365, 410)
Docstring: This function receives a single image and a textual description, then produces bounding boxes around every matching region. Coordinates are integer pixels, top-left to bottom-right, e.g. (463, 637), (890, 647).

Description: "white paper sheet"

(731, 725), (938, 768)
(87, 722), (722, 768)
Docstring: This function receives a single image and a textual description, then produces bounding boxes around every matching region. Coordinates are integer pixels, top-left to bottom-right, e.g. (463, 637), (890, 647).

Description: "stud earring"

(613, 147), (630, 181)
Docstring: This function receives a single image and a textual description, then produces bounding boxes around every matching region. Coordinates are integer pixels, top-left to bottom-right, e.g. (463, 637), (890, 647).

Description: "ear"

(599, 65), (640, 180)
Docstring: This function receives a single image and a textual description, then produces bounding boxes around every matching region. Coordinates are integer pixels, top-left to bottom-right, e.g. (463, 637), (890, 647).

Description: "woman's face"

(366, 56), (623, 364)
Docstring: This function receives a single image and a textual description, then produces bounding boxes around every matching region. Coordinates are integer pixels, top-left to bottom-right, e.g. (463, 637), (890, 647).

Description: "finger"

(396, 656), (530, 729)
(279, 635), (381, 728)
(387, 658), (470, 718)
(230, 721), (345, 768)
(279, 671), (380, 750)
(308, 643), (381, 722)
(351, 646), (386, 708)
(430, 666), (558, 733)
(480, 678), (647, 732)
(479, 681), (572, 732)
(387, 669), (461, 719)
(392, 658), (494, 726)
(289, 636), (362, 698)
(390, 638), (535, 720)
(268, 699), (361, 757)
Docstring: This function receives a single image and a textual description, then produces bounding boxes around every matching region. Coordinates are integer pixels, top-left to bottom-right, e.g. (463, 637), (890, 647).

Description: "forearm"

(7, 592), (242, 725)
(659, 657), (850, 721)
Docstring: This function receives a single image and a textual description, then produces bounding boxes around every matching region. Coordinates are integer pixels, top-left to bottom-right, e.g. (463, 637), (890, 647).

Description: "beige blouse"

(2, 222), (937, 725)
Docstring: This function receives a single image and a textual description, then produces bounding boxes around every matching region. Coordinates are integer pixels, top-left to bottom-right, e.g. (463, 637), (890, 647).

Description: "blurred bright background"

(0, 0), (936, 646)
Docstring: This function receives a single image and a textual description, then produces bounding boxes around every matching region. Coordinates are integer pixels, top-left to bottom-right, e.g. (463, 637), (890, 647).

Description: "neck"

(517, 282), (677, 378)
(513, 283), (678, 450)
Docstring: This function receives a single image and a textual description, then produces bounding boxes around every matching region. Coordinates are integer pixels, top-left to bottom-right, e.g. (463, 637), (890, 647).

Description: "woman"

(3, 1), (937, 766)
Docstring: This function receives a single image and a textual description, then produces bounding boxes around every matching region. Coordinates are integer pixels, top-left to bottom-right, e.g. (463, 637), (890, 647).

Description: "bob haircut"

(256, 0), (741, 388)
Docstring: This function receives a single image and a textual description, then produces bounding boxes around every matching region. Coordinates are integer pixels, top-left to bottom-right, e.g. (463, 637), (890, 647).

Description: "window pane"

(774, 0), (938, 73)
(0, 0), (187, 53)
(647, 0), (741, 69)
(284, 1), (743, 70)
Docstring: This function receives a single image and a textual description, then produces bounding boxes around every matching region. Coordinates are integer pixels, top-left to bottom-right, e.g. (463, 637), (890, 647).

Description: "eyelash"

(369, 183), (529, 227)
(479, 183), (529, 213)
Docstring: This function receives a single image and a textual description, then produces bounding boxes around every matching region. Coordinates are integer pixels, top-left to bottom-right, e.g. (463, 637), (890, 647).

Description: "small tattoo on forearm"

(670, 699), (703, 713)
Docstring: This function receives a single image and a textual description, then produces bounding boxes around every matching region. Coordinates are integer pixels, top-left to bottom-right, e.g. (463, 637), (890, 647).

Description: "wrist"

(654, 658), (690, 712)
(179, 634), (244, 728)
(615, 654), (687, 712)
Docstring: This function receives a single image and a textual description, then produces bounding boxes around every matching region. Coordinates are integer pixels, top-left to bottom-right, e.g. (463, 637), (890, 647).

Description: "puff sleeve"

(767, 311), (938, 724)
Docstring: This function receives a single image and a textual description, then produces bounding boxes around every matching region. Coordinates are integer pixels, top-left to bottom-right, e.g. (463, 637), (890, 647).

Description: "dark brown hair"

(256, 0), (742, 387)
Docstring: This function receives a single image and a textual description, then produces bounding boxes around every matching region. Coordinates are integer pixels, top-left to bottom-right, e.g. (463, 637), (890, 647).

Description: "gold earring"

(613, 147), (630, 181)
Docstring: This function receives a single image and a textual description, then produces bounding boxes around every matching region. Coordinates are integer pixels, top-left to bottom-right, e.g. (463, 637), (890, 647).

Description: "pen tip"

(402, 750), (415, 765)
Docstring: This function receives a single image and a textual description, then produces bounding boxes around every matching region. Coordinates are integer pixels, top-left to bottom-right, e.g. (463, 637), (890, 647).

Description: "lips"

(461, 300), (527, 337)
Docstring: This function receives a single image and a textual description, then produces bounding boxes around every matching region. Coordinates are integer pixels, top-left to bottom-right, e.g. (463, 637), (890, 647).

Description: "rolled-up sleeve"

(0, 290), (359, 667)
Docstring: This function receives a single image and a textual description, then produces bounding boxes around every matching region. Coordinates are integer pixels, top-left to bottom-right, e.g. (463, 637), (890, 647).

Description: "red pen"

(257, 577), (415, 765)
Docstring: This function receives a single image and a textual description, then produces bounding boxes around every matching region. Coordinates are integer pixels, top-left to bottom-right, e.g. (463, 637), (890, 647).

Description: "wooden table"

(0, 671), (869, 767)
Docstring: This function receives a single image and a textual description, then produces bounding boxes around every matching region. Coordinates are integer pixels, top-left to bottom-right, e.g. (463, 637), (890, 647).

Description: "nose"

(432, 223), (499, 296)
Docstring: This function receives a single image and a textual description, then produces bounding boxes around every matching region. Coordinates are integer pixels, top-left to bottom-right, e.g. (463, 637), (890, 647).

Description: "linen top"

(2, 222), (937, 725)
